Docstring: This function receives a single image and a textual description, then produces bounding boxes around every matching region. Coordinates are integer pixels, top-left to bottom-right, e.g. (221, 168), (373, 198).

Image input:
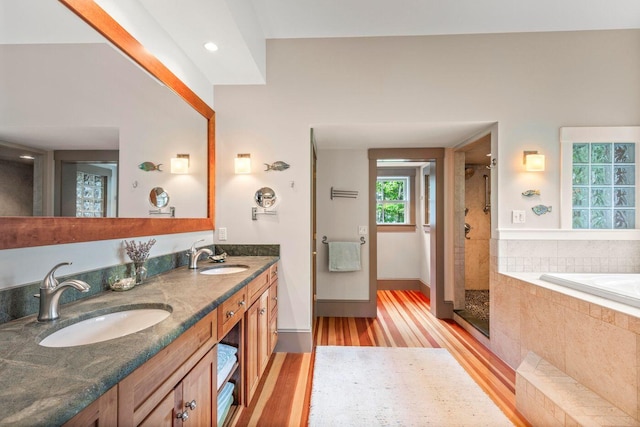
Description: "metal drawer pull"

(185, 400), (197, 410)
(176, 411), (189, 421)
(226, 310), (235, 318)
(272, 296), (278, 301)
(259, 308), (267, 315)
(238, 300), (246, 307)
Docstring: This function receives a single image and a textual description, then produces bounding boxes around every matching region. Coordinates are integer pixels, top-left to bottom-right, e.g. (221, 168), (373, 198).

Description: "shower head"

(465, 167), (475, 180)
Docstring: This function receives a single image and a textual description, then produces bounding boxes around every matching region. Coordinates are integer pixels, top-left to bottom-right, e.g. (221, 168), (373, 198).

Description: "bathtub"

(540, 273), (640, 309)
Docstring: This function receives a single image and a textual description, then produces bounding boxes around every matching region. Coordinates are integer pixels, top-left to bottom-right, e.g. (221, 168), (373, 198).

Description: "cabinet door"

(257, 291), (270, 376)
(269, 312), (278, 356)
(245, 299), (260, 404)
(180, 348), (216, 426)
(139, 390), (176, 427)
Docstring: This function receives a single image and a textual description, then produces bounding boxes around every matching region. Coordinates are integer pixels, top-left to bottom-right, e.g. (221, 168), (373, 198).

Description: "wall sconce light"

(524, 150), (545, 172)
(171, 154), (190, 174)
(235, 153), (251, 174)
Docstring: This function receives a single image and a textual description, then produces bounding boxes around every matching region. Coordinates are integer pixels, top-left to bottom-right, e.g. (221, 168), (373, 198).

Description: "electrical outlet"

(512, 210), (526, 224)
(218, 227), (227, 241)
(358, 225), (368, 235)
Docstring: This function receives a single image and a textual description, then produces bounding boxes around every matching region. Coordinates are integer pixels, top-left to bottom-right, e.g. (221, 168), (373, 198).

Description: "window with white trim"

(560, 127), (639, 230)
(376, 177), (409, 224)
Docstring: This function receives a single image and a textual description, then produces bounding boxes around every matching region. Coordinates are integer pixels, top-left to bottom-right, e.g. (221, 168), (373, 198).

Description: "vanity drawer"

(270, 263), (278, 284)
(247, 269), (270, 305)
(218, 289), (247, 337)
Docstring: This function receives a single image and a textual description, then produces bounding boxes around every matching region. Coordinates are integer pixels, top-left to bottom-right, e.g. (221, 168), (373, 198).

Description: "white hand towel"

(328, 242), (361, 272)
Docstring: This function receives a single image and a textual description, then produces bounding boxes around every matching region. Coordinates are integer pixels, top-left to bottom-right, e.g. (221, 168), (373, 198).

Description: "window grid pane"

(572, 142), (635, 229)
(376, 177), (409, 224)
(76, 172), (106, 218)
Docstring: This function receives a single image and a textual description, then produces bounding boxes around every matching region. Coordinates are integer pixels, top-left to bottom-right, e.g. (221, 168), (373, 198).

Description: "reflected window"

(76, 171), (106, 217)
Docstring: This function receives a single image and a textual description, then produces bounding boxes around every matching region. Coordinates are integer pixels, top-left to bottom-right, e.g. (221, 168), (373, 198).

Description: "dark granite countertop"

(0, 256), (278, 427)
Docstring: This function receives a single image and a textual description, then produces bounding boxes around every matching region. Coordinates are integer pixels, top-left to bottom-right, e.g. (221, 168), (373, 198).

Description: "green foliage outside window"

(376, 178), (408, 224)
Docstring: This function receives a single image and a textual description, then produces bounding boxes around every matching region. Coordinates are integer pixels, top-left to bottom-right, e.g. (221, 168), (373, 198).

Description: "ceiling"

(134, 0), (639, 150)
(133, 0), (640, 86)
(250, 0), (640, 39)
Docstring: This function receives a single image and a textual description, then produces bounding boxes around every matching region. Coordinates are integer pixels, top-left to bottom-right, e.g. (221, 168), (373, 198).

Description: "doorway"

(369, 148), (450, 319)
(453, 134), (492, 337)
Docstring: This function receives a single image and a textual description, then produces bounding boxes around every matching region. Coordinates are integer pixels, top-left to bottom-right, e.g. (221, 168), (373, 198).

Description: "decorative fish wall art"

(532, 205), (552, 216)
(138, 162), (162, 172)
(264, 161), (290, 172)
(522, 189), (540, 197)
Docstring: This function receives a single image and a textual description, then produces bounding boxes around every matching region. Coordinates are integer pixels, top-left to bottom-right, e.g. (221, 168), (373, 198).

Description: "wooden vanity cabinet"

(139, 348), (216, 426)
(268, 269), (278, 356)
(245, 290), (269, 403)
(64, 263), (278, 427)
(217, 288), (247, 338)
(245, 265), (278, 404)
(118, 310), (217, 426)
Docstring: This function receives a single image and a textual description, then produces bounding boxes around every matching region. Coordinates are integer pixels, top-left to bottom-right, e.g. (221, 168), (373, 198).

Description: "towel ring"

(321, 236), (366, 245)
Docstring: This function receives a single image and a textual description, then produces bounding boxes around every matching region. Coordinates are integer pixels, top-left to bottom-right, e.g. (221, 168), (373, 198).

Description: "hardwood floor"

(233, 290), (530, 426)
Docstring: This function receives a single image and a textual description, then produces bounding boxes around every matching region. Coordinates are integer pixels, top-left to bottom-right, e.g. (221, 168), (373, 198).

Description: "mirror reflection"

(149, 187), (170, 208)
(0, 0), (208, 218)
(255, 187), (277, 208)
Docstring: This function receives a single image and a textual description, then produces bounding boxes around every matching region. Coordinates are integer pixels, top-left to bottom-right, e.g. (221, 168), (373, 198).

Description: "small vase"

(133, 262), (148, 285)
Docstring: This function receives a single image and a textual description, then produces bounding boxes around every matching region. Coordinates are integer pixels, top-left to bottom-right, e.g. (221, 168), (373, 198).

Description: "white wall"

(316, 149), (369, 300)
(377, 232), (423, 279)
(214, 30), (640, 335)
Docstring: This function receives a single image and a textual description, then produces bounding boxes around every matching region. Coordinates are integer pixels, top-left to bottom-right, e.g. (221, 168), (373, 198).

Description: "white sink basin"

(200, 264), (249, 275)
(39, 308), (171, 348)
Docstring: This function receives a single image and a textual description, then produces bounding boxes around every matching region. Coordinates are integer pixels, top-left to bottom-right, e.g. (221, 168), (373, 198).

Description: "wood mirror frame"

(0, 0), (215, 250)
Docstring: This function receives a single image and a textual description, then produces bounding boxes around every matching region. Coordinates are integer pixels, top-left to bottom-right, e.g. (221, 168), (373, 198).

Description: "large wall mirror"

(0, 0), (215, 249)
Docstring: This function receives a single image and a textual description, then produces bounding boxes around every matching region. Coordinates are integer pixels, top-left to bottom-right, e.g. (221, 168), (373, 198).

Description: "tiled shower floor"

(454, 290), (489, 337)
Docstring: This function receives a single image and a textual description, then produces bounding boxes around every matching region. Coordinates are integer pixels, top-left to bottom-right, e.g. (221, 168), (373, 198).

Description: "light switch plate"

(358, 225), (368, 235)
(512, 210), (526, 224)
(218, 227), (227, 241)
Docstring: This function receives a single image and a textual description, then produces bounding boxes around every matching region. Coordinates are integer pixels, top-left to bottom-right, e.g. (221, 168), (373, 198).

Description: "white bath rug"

(309, 346), (513, 426)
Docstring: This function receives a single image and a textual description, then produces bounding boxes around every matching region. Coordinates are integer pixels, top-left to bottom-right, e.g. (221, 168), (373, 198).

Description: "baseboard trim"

(419, 282), (430, 299)
(315, 299), (376, 318)
(378, 279), (431, 300)
(377, 279), (420, 291)
(274, 330), (313, 353)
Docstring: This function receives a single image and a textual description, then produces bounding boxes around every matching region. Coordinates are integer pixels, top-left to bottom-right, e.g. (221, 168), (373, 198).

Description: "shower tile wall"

(465, 166), (490, 289)
(492, 239), (640, 273)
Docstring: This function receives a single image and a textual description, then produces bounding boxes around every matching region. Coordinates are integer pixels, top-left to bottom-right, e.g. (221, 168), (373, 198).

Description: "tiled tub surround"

(0, 255), (278, 426)
(492, 239), (640, 274)
(491, 272), (640, 422)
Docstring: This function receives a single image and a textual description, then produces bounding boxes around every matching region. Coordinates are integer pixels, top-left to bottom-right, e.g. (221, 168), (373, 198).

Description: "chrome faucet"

(188, 239), (213, 269)
(35, 262), (90, 321)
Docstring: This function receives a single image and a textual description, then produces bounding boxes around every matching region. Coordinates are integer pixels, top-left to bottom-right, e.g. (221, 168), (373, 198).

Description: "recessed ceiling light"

(19, 155), (35, 160)
(204, 42), (218, 52)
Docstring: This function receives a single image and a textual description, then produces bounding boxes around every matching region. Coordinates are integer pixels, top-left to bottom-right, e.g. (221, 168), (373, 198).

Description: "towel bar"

(322, 236), (366, 245)
(330, 187), (358, 199)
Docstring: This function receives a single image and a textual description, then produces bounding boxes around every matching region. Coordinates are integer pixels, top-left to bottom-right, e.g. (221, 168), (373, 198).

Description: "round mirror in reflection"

(255, 187), (277, 208)
(149, 187), (170, 208)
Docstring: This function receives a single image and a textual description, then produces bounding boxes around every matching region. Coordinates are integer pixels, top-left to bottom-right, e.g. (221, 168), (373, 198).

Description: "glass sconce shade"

(235, 153), (251, 174)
